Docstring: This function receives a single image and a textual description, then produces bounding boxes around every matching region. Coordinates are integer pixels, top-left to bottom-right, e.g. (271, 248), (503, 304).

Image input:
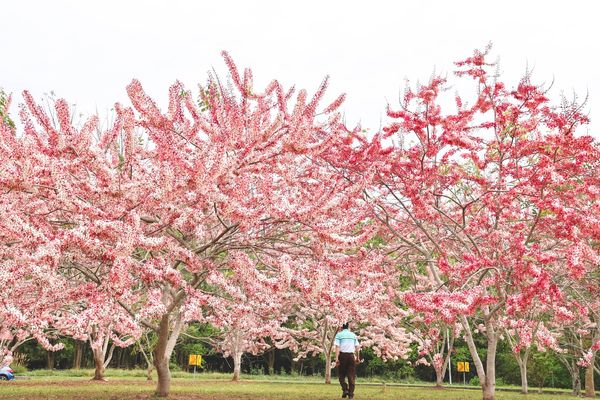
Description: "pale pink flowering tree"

(0, 265), (65, 368)
(0, 90), (144, 377)
(55, 288), (141, 380)
(0, 95), (70, 366)
(274, 250), (413, 384)
(1, 53), (372, 396)
(404, 318), (458, 388)
(202, 251), (291, 381)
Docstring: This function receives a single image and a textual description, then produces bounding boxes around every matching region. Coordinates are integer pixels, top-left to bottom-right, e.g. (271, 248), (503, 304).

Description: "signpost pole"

(447, 329), (452, 385)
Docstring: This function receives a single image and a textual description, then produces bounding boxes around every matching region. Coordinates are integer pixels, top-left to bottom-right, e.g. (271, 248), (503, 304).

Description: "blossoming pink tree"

(0, 96), (70, 367)
(202, 251), (292, 381)
(366, 46), (600, 400)
(55, 288), (141, 380)
(1, 53), (373, 396)
(560, 241), (600, 397)
(274, 250), (413, 384)
(0, 263), (65, 368)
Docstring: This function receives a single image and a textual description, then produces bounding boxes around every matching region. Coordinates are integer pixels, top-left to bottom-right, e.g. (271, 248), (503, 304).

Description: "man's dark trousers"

(338, 352), (356, 397)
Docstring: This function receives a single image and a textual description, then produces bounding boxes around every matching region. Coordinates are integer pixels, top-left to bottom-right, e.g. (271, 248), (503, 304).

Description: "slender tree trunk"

(46, 351), (55, 370)
(436, 333), (453, 388)
(505, 328), (531, 394)
(585, 361), (596, 398)
(140, 341), (154, 381)
(324, 351), (332, 384)
(460, 316), (487, 391)
(73, 341), (83, 369)
(572, 362), (582, 396)
(232, 351), (243, 381)
(482, 334), (498, 400)
(434, 353), (449, 388)
(147, 364), (154, 381)
(92, 347), (106, 381)
(435, 366), (444, 387)
(517, 356), (528, 394)
(116, 347), (125, 368)
(266, 350), (275, 374)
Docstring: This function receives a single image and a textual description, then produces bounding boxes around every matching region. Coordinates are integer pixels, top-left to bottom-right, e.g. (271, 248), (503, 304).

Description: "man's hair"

(342, 322), (349, 330)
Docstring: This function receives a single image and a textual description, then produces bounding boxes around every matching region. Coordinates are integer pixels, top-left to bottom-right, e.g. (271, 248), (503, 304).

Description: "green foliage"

(495, 341), (521, 386)
(0, 88), (15, 131)
(174, 322), (221, 366)
(529, 351), (564, 390)
(10, 352), (29, 373)
(358, 348), (414, 381)
(10, 363), (28, 374)
(495, 377), (508, 387)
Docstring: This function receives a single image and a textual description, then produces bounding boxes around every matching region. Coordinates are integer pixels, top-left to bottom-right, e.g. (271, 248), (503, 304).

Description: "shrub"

(470, 376), (481, 386)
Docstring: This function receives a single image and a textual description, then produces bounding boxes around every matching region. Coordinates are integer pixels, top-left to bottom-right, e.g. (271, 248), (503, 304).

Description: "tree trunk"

(92, 347), (106, 381)
(460, 316), (486, 379)
(585, 361), (596, 398)
(324, 351), (332, 384)
(483, 380), (495, 400)
(153, 313), (183, 397)
(116, 347), (124, 368)
(46, 351), (55, 370)
(232, 351), (242, 381)
(464, 318), (500, 400)
(154, 318), (172, 397)
(482, 333), (498, 400)
(435, 366), (444, 388)
(517, 356), (528, 394)
(139, 333), (154, 381)
(147, 364), (154, 381)
(155, 356), (171, 397)
(73, 341), (83, 369)
(265, 350), (275, 374)
(572, 362), (582, 396)
(439, 334), (453, 388)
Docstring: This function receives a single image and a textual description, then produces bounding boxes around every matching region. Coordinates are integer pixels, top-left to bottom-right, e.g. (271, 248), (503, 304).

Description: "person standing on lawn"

(334, 322), (360, 399)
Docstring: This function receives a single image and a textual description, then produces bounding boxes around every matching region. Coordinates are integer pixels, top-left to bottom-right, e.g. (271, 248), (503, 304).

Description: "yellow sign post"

(457, 361), (470, 384)
(188, 354), (203, 374)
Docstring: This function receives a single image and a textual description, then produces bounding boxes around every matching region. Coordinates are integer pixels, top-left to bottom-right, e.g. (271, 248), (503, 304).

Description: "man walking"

(334, 322), (360, 399)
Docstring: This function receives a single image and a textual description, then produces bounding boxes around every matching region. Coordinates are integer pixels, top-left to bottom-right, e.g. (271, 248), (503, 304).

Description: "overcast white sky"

(2, 0), (599, 136)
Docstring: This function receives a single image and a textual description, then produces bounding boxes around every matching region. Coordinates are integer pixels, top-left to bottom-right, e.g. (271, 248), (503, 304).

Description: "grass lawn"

(0, 372), (583, 400)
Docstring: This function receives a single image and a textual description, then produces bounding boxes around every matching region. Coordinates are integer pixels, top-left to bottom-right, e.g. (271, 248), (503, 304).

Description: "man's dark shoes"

(348, 395), (354, 399)
(341, 392), (348, 398)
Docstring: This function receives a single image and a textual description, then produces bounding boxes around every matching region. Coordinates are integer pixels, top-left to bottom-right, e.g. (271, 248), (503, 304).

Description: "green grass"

(0, 374), (584, 400)
(19, 369), (424, 384)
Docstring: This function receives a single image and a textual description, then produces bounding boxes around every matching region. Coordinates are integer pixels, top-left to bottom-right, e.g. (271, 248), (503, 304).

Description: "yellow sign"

(457, 361), (470, 372)
(188, 354), (202, 367)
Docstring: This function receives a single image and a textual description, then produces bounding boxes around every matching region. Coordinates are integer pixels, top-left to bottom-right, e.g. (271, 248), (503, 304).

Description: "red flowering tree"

(366, 46), (600, 400)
